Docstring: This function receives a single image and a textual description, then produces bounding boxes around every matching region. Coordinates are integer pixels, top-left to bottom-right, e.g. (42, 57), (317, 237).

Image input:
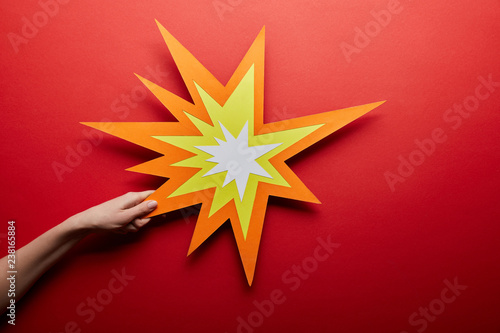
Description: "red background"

(1, 1), (499, 332)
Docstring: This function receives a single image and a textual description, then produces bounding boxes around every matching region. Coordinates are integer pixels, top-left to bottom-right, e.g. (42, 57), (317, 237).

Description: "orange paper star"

(83, 21), (384, 285)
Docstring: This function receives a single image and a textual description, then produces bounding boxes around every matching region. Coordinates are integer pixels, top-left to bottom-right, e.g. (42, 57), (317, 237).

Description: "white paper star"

(196, 122), (282, 201)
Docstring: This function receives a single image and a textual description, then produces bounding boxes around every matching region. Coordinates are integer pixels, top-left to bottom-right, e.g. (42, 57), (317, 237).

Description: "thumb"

(123, 200), (158, 221)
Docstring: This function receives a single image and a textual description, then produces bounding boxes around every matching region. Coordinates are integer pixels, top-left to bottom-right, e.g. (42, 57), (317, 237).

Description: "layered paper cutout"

(82, 21), (385, 285)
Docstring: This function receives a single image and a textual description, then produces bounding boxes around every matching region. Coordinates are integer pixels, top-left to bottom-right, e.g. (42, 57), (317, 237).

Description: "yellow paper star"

(83, 21), (384, 285)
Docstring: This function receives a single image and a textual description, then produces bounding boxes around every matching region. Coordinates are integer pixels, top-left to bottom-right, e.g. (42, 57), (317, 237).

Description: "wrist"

(60, 213), (94, 239)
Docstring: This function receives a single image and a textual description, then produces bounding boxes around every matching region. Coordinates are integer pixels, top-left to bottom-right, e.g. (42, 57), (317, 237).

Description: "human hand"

(73, 191), (158, 234)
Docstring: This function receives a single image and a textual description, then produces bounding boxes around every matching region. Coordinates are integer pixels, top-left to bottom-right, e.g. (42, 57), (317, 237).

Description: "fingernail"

(147, 200), (158, 209)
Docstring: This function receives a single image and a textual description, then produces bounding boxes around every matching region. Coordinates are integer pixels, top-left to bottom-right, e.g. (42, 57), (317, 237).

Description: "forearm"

(0, 191), (156, 314)
(1, 215), (89, 311)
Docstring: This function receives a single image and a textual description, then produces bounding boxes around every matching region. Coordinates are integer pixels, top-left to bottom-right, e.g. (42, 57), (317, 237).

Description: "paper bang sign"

(82, 21), (384, 285)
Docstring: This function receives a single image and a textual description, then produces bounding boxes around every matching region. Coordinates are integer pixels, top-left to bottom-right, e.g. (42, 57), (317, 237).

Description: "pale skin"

(0, 191), (158, 313)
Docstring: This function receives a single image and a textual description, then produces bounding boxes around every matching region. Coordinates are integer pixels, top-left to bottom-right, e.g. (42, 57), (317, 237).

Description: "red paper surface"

(1, 1), (499, 332)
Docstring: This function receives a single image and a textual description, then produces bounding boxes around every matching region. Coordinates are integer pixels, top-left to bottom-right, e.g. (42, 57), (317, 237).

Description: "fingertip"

(147, 200), (158, 209)
(124, 198), (157, 221)
(142, 190), (156, 197)
(123, 223), (139, 233)
(138, 218), (151, 228)
(131, 190), (156, 204)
